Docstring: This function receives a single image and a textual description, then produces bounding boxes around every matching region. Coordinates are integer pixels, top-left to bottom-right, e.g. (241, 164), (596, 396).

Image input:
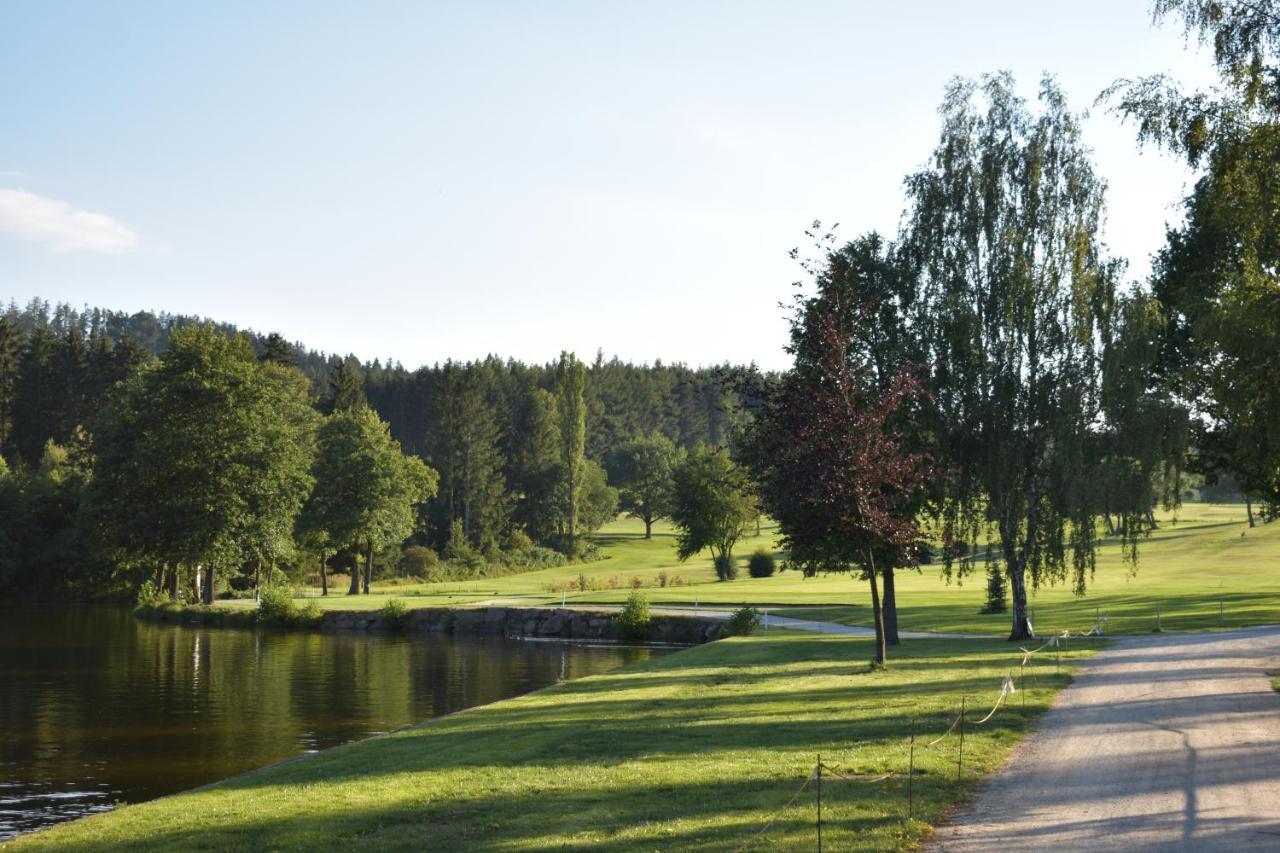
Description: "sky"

(0, 1), (1218, 371)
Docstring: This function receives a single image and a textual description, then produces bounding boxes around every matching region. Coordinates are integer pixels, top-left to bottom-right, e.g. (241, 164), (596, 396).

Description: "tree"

(1107, 0), (1280, 518)
(555, 352), (587, 554)
(742, 282), (932, 664)
(900, 74), (1148, 641)
(301, 405), (438, 595)
(260, 332), (297, 367)
(670, 447), (757, 579)
(577, 459), (620, 535)
(608, 433), (682, 538)
(507, 381), (561, 543)
(430, 362), (508, 550)
(0, 315), (19, 455)
(87, 326), (317, 604)
(765, 227), (933, 643)
(238, 363), (320, 595)
(327, 358), (366, 413)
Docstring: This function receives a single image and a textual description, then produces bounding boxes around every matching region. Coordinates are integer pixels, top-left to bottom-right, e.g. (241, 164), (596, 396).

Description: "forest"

(0, 299), (760, 601)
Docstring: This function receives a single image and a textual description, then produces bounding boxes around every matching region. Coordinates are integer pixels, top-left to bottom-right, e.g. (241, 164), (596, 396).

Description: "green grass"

(6, 631), (1097, 852)
(289, 503), (1280, 637)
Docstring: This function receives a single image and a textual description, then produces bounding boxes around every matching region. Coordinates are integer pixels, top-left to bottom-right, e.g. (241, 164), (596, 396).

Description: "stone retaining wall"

(324, 606), (724, 644)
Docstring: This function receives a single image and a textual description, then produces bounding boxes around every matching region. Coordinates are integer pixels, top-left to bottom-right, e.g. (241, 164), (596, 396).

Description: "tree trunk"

(1247, 496), (1256, 528)
(202, 562), (215, 605)
(347, 552), (361, 595)
(165, 564), (178, 600)
(363, 540), (373, 594)
(1146, 509), (1158, 530)
(644, 516), (652, 539)
(882, 565), (899, 646)
(253, 559), (261, 603)
(1007, 562), (1032, 640)
(320, 551), (328, 596)
(1104, 514), (1115, 535)
(866, 551), (886, 665)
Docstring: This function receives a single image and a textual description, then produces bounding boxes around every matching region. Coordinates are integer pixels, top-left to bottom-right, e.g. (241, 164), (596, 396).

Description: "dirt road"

(930, 626), (1280, 851)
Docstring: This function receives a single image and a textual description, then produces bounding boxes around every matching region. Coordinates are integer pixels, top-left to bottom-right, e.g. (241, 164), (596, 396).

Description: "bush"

(747, 549), (776, 578)
(726, 605), (761, 636)
(506, 528), (535, 555)
(714, 554), (737, 581)
(379, 598), (410, 631)
(400, 545), (439, 579)
(135, 579), (166, 608)
(617, 590), (651, 641)
(255, 586), (322, 627)
(256, 586), (296, 625)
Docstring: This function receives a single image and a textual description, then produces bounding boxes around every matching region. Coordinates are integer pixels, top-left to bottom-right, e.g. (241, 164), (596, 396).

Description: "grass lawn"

(292, 503), (1279, 637)
(6, 631), (1097, 852)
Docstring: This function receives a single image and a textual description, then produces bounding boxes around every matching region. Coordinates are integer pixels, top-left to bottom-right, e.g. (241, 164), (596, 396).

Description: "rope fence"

(736, 618), (1107, 851)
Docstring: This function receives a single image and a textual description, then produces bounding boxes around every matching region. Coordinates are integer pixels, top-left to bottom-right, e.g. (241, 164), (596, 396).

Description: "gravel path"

(929, 626), (1280, 851)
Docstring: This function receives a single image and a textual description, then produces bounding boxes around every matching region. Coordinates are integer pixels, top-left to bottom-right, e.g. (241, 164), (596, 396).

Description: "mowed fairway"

(5, 633), (1095, 852)
(295, 504), (1279, 637)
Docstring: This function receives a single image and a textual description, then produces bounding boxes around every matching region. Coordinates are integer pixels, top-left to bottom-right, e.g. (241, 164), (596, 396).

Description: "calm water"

(0, 606), (662, 840)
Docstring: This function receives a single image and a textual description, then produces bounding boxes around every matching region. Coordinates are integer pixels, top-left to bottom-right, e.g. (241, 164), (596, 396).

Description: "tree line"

(0, 301), (761, 601)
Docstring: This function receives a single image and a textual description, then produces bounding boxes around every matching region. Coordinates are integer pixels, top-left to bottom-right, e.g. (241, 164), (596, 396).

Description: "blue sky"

(1, 1), (1216, 370)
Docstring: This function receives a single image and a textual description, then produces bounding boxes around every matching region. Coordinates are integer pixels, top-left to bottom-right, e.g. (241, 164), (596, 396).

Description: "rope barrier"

(924, 711), (964, 748)
(734, 770), (814, 852)
(969, 673), (1016, 725)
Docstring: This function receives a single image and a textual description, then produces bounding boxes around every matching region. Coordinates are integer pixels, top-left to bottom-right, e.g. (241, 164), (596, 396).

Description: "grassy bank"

(289, 503), (1279, 636)
(5, 631), (1096, 851)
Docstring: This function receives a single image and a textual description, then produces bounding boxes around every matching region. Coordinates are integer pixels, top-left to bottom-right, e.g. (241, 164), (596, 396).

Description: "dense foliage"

(0, 300), (754, 601)
(1108, 0), (1280, 522)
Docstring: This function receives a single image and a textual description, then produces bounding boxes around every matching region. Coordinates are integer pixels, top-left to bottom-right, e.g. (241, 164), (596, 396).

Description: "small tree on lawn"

(742, 290), (932, 665)
(670, 446), (757, 580)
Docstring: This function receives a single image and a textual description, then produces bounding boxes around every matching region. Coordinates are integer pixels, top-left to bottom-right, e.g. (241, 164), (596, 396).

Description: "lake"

(0, 605), (663, 840)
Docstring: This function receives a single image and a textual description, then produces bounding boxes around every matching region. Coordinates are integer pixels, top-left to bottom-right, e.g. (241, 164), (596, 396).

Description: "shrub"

(714, 554), (737, 581)
(657, 570), (669, 588)
(617, 590), (651, 641)
(379, 598), (410, 631)
(747, 549), (776, 578)
(256, 586), (297, 625)
(517, 545), (568, 569)
(135, 580), (166, 608)
(726, 605), (761, 636)
(400, 545), (439, 579)
(506, 528), (535, 555)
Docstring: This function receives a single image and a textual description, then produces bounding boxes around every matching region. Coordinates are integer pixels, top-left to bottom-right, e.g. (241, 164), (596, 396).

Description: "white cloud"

(0, 189), (139, 253)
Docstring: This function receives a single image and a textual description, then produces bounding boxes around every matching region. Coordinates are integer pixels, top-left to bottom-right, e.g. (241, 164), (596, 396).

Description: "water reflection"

(0, 606), (661, 839)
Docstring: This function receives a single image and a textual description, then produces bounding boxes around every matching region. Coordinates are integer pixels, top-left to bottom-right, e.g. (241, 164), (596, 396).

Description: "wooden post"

(957, 698), (965, 781)
(816, 753), (823, 853)
(908, 719), (916, 819)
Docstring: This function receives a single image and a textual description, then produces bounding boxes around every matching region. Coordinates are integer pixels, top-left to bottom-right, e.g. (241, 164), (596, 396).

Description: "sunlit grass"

(8, 632), (1097, 851)
(290, 504), (1280, 637)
